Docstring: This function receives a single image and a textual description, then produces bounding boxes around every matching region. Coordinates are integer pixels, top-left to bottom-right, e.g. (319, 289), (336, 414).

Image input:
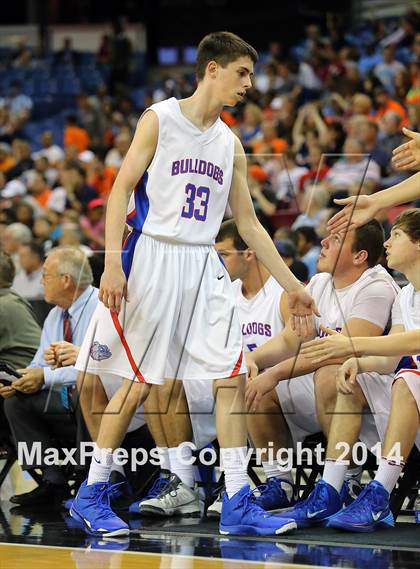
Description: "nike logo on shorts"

(217, 275), (224, 280)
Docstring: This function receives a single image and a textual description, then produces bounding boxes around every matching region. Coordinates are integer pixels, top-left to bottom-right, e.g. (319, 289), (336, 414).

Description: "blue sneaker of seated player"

(219, 484), (297, 536)
(276, 480), (342, 528)
(326, 480), (394, 533)
(253, 477), (295, 511)
(339, 478), (363, 507)
(128, 472), (170, 514)
(70, 480), (129, 537)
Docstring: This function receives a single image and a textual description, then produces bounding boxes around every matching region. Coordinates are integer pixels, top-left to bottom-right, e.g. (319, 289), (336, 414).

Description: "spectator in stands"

(373, 86), (408, 127)
(251, 119), (288, 156)
(79, 198), (105, 251)
(292, 186), (330, 231)
(380, 111), (406, 159)
(6, 140), (33, 180)
(298, 144), (330, 204)
(33, 131), (65, 166)
(27, 172), (51, 209)
(54, 37), (80, 66)
(247, 164), (279, 235)
(295, 225), (321, 279)
(15, 201), (35, 230)
(7, 81), (33, 125)
(76, 94), (106, 152)
(0, 251), (41, 370)
(0, 179), (26, 204)
(274, 239), (308, 282)
(273, 149), (308, 204)
(96, 34), (112, 66)
(358, 120), (389, 175)
(0, 143), (16, 173)
(1, 222), (32, 273)
(32, 216), (53, 253)
(0, 251), (41, 458)
(84, 155), (116, 197)
(64, 115), (90, 153)
(59, 164), (98, 212)
(108, 18), (133, 95)
(374, 45), (406, 95)
(104, 132), (131, 168)
(320, 137), (380, 197)
(12, 241), (44, 301)
(240, 103), (263, 145)
(3, 247), (98, 506)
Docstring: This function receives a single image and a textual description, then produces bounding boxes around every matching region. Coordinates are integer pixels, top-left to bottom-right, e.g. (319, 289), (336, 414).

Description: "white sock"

(221, 447), (249, 499)
(322, 458), (348, 494)
(110, 460), (125, 478)
(87, 443), (113, 486)
(156, 446), (171, 473)
(375, 457), (404, 494)
(168, 445), (195, 488)
(262, 460), (293, 484)
(345, 465), (362, 483)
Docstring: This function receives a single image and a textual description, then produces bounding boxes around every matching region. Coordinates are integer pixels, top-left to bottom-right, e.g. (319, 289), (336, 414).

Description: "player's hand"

(336, 358), (359, 394)
(245, 353), (259, 381)
(392, 128), (420, 171)
(300, 325), (354, 363)
(54, 341), (80, 367)
(245, 369), (278, 412)
(288, 287), (319, 337)
(0, 383), (16, 399)
(327, 195), (380, 234)
(13, 368), (45, 394)
(99, 265), (128, 313)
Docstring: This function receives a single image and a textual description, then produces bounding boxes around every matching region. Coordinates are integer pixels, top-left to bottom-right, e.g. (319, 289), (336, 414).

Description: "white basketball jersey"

(232, 276), (285, 352)
(127, 97), (235, 245)
(307, 265), (400, 336)
(397, 284), (420, 370)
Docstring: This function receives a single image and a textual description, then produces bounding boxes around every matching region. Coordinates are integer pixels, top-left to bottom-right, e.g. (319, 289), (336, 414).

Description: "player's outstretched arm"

(392, 128), (420, 171)
(327, 172), (420, 234)
(229, 137), (319, 336)
(100, 111), (158, 313)
(301, 324), (420, 363)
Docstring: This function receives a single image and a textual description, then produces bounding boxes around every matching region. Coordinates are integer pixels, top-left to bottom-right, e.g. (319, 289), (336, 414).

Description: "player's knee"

(121, 380), (151, 410)
(314, 366), (338, 405)
(392, 376), (415, 404)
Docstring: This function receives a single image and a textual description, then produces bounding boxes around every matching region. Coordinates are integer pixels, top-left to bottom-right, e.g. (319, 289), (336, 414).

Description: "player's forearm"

(104, 184), (131, 267)
(372, 172), (420, 210)
(352, 331), (420, 357)
(250, 333), (298, 371)
(273, 354), (344, 382)
(239, 221), (302, 293)
(356, 355), (401, 375)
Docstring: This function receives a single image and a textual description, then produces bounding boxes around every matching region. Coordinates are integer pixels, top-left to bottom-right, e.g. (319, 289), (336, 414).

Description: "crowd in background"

(0, 10), (419, 305)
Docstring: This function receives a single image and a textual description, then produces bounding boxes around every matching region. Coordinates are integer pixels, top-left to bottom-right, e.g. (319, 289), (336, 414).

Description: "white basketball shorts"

(75, 234), (246, 385)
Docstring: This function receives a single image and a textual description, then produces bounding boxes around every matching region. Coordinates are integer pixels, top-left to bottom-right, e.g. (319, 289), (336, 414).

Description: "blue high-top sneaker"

(128, 471), (170, 514)
(253, 477), (296, 511)
(275, 480), (342, 528)
(219, 485), (297, 536)
(70, 480), (129, 537)
(339, 478), (363, 506)
(326, 480), (394, 532)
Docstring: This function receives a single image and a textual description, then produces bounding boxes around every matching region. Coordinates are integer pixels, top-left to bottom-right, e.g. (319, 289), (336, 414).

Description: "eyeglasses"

(41, 272), (67, 281)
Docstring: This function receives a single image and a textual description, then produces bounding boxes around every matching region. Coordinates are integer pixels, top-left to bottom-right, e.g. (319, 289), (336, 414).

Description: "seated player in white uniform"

(294, 208), (420, 532)
(70, 32), (318, 538)
(207, 219), (292, 515)
(245, 220), (400, 515)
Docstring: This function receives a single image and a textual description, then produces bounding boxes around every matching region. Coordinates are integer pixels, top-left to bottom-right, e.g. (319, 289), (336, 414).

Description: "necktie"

(61, 310), (73, 410)
(63, 310), (72, 342)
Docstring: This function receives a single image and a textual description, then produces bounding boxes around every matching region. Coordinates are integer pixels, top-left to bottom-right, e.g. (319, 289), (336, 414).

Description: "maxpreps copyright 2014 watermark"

(17, 440), (403, 471)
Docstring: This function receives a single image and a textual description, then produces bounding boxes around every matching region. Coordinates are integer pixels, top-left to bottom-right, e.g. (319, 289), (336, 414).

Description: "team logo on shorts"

(90, 341), (112, 361)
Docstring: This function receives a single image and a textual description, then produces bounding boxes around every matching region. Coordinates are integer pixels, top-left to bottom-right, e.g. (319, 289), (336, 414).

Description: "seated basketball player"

(289, 209), (420, 532)
(245, 220), (400, 514)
